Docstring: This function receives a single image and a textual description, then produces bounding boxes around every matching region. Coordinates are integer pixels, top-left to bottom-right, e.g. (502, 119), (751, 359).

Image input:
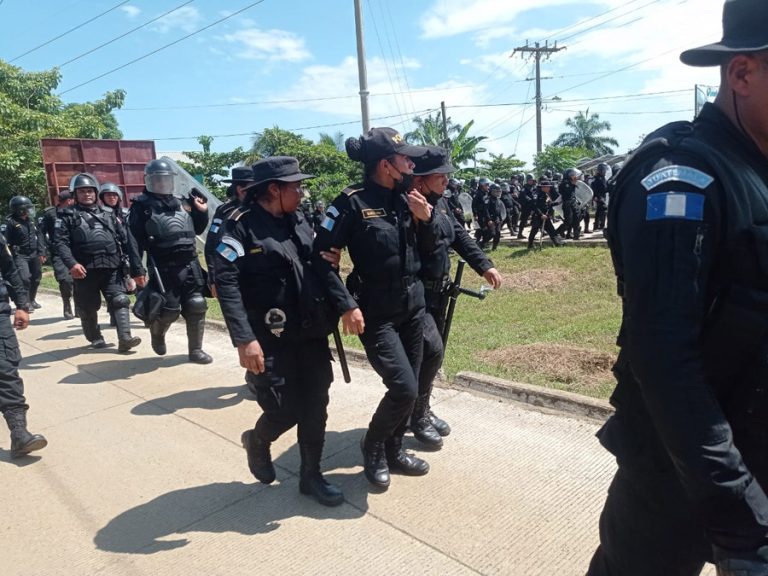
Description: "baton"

(332, 325), (351, 383)
(147, 254), (166, 294)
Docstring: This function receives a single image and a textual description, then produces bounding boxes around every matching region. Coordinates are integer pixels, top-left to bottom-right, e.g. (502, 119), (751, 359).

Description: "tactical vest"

(70, 208), (118, 258)
(6, 217), (39, 256)
(144, 205), (196, 252)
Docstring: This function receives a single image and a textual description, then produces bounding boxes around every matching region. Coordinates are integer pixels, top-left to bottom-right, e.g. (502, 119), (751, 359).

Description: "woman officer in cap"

(410, 146), (501, 448)
(312, 127), (439, 490)
(214, 156), (350, 507)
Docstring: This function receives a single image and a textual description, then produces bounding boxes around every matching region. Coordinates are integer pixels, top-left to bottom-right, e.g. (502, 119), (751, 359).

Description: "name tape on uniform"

(362, 208), (386, 219)
(646, 192), (705, 222)
(641, 165), (714, 191)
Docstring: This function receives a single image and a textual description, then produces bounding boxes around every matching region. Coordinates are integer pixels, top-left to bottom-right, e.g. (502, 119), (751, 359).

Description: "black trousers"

(595, 199), (607, 229)
(250, 337), (333, 446)
(518, 205), (533, 236)
(419, 310), (444, 399)
(360, 307), (425, 442)
(0, 312), (26, 414)
(73, 268), (125, 313)
(52, 255), (73, 301)
(15, 254), (41, 303)
(155, 260), (206, 312)
(528, 214), (560, 246)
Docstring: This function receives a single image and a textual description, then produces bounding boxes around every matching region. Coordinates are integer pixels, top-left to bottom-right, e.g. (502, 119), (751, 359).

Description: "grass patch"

(41, 244), (621, 399)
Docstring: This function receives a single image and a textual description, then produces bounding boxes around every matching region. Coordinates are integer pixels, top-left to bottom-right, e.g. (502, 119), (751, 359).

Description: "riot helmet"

(314, 200), (325, 211)
(144, 159), (177, 195)
(596, 163), (612, 179)
(9, 196), (33, 218)
(564, 167), (583, 182)
(501, 183), (510, 192)
(525, 173), (535, 182)
(447, 177), (459, 188)
(478, 177), (490, 187)
(489, 183), (501, 197)
(69, 172), (100, 206)
(99, 182), (124, 208)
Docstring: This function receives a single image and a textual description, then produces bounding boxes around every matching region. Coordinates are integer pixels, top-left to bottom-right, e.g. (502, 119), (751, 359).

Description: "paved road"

(0, 293), (713, 575)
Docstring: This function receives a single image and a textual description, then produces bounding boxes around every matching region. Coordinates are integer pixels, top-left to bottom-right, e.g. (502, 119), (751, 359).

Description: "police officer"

(558, 168), (581, 239)
(99, 183), (135, 327)
(591, 163), (610, 231)
(588, 2), (768, 573)
(204, 166), (255, 298)
(312, 127), (436, 490)
(411, 146), (501, 448)
(40, 191), (76, 319)
(214, 156), (345, 506)
(527, 177), (564, 249)
(0, 232), (46, 458)
(484, 183), (504, 251)
(500, 182), (519, 236)
(310, 200), (325, 234)
(55, 173), (145, 351)
(5, 196), (45, 311)
(472, 177), (490, 244)
(517, 173), (537, 239)
(129, 159), (212, 364)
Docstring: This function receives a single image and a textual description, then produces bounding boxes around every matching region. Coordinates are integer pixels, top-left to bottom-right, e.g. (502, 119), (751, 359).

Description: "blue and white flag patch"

(646, 192), (705, 221)
(327, 206), (340, 218)
(216, 235), (244, 261)
(321, 216), (335, 231)
(641, 165), (714, 191)
(216, 243), (238, 262)
(210, 223), (220, 233)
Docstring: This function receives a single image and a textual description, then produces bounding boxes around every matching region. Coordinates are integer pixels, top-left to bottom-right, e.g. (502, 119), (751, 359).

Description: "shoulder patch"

(646, 192), (705, 222)
(641, 165), (714, 191)
(219, 235), (245, 257)
(343, 186), (363, 197)
(326, 206), (340, 218)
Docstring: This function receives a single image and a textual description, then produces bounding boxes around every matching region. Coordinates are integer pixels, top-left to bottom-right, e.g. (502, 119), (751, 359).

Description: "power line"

(555, 0), (660, 43)
(58, 0), (267, 96)
(57, 0), (197, 69)
(9, 1), (130, 63)
(365, 0), (406, 124)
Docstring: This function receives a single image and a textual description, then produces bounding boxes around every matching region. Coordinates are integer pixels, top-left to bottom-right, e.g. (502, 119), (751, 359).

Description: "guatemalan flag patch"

(646, 192), (705, 222)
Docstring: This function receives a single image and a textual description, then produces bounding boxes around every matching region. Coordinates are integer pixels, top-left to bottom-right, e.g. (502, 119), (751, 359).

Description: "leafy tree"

(178, 135), (247, 199)
(405, 112), (487, 167)
(533, 145), (592, 177)
(0, 59), (125, 207)
(246, 127), (361, 204)
(552, 110), (619, 156)
(477, 152), (526, 180)
(317, 131), (345, 151)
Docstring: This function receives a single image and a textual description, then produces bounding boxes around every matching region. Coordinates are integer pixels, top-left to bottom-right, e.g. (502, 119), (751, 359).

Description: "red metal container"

(40, 138), (156, 206)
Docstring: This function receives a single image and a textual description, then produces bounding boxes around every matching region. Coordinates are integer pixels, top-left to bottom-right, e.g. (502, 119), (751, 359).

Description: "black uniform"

(40, 206), (75, 316)
(500, 188), (520, 235)
(557, 180), (580, 239)
(128, 191), (210, 361)
(0, 233), (30, 414)
(591, 174), (608, 230)
(54, 203), (143, 347)
(527, 187), (562, 248)
(312, 181), (438, 459)
(517, 183), (536, 238)
(214, 203), (338, 496)
(472, 189), (489, 244)
(204, 197), (240, 288)
(416, 194), (493, 439)
(484, 194), (503, 250)
(588, 104), (768, 574)
(4, 214), (44, 307)
(310, 208), (325, 234)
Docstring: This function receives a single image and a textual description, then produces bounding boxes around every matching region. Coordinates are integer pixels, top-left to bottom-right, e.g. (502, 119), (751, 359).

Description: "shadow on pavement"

(59, 354), (189, 385)
(22, 346), (90, 368)
(29, 315), (74, 327)
(0, 448), (43, 465)
(37, 327), (83, 341)
(94, 429), (370, 555)
(131, 385), (250, 415)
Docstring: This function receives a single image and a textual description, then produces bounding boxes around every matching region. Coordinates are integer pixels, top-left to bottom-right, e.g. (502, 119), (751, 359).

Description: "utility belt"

(422, 275), (450, 293)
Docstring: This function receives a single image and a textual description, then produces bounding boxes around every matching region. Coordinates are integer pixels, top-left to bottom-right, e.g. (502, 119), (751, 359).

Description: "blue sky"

(0, 0), (722, 168)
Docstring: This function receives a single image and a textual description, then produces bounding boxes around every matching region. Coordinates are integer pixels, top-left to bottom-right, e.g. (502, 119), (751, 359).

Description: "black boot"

(4, 407), (47, 459)
(241, 429), (275, 484)
(186, 314), (212, 364)
(149, 311), (174, 356)
(410, 394), (443, 449)
(385, 435), (429, 476)
(360, 433), (390, 489)
(299, 442), (344, 507)
(114, 307), (141, 353)
(63, 299), (74, 320)
(428, 410), (452, 437)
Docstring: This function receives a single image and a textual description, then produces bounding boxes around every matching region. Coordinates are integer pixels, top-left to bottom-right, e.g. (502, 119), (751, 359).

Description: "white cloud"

(119, 5), (141, 18)
(223, 28), (311, 62)
(151, 6), (202, 34)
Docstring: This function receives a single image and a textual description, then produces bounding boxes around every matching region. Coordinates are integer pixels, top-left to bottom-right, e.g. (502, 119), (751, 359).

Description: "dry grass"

(497, 268), (571, 292)
(478, 343), (615, 395)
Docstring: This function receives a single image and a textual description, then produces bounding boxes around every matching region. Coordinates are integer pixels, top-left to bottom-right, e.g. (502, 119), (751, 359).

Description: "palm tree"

(317, 131), (345, 151)
(405, 112), (487, 167)
(552, 110), (619, 156)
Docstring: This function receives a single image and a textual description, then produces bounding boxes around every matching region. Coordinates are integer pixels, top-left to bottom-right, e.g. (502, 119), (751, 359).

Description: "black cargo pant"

(74, 268), (125, 313)
(528, 213), (560, 246)
(15, 254), (41, 304)
(0, 312), (26, 414)
(419, 300), (444, 402)
(52, 255), (73, 301)
(155, 259), (206, 312)
(518, 204), (533, 237)
(360, 307), (425, 443)
(249, 337), (333, 446)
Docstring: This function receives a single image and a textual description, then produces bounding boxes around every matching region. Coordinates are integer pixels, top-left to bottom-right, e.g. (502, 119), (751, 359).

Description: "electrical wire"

(56, 0), (197, 69)
(9, 0), (130, 63)
(57, 0), (267, 96)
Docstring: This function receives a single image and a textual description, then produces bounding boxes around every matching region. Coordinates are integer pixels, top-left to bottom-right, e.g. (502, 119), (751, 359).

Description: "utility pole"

(440, 100), (449, 148)
(512, 41), (565, 153)
(353, 0), (370, 133)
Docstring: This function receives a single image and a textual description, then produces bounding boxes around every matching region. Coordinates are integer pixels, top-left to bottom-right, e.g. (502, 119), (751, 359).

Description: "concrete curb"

(38, 287), (612, 421)
(454, 371), (613, 421)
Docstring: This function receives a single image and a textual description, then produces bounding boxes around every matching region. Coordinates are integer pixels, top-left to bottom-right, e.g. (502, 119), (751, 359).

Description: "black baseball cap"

(680, 0), (768, 67)
(360, 127), (427, 163)
(412, 146), (455, 176)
